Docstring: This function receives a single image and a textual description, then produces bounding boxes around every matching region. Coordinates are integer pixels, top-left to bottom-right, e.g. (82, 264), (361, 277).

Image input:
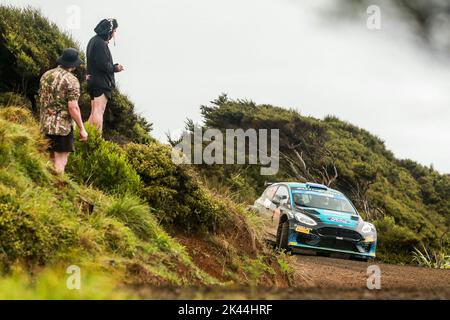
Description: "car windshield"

(292, 191), (356, 214)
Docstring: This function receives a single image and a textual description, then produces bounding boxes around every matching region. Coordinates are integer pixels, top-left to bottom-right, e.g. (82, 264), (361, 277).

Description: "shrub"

(0, 92), (32, 109)
(0, 6), (78, 105)
(124, 143), (227, 233)
(66, 125), (142, 195)
(0, 201), (61, 264)
(373, 216), (422, 262)
(0, 106), (36, 127)
(0, 115), (49, 183)
(102, 90), (154, 144)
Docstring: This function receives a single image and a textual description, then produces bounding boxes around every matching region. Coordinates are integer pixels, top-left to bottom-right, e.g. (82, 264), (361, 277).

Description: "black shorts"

(47, 129), (75, 153)
(88, 87), (112, 100)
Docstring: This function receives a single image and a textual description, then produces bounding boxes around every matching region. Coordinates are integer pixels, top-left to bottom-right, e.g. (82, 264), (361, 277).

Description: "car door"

(255, 185), (278, 217)
(271, 185), (291, 227)
(254, 185), (279, 238)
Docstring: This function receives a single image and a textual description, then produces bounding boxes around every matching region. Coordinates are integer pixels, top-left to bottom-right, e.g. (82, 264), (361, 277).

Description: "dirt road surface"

(133, 217), (450, 299)
(133, 253), (450, 300)
(284, 254), (450, 299)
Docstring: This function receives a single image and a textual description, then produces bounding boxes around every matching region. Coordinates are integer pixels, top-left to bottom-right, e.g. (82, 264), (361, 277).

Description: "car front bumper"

(288, 224), (377, 258)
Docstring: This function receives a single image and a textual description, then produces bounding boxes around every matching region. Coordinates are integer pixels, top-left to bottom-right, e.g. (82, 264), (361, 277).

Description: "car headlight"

(362, 222), (375, 234)
(294, 212), (317, 226)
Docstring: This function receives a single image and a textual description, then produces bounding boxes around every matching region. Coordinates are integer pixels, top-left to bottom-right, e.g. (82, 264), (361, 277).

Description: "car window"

(292, 191), (356, 214)
(274, 186), (290, 205)
(264, 186), (278, 200)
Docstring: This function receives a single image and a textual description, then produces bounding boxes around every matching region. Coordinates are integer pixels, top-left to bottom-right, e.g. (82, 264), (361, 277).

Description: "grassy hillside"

(190, 95), (450, 264)
(0, 106), (291, 298)
(0, 107), (205, 292)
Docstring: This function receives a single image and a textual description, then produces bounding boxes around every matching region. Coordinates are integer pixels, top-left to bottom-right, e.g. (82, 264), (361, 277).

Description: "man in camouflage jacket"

(38, 48), (88, 174)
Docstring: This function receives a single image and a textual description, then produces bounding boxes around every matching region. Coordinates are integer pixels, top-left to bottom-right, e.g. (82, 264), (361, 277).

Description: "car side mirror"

(271, 198), (280, 206)
(272, 195), (288, 207)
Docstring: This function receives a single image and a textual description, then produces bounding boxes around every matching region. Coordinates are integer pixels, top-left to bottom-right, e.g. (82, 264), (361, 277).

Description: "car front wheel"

(277, 221), (290, 250)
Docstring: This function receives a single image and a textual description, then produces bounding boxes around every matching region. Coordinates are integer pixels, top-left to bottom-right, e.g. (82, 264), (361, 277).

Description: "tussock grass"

(412, 245), (450, 269)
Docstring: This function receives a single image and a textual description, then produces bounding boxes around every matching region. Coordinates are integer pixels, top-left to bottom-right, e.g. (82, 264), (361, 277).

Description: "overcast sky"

(2, 0), (450, 173)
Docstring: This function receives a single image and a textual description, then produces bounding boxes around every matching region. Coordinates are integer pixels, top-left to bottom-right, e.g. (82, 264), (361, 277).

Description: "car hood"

(300, 207), (360, 229)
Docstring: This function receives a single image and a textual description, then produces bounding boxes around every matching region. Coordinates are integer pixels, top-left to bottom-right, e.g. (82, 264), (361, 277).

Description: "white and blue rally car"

(253, 182), (377, 260)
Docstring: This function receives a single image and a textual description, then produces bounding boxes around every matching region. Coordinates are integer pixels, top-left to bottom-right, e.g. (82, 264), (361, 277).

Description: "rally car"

(253, 182), (377, 260)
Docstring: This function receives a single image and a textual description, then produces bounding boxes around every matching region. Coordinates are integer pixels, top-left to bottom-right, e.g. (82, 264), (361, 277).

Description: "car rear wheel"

(277, 221), (290, 250)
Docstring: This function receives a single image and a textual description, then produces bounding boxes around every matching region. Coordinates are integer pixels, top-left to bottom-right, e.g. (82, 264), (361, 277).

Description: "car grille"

(316, 227), (362, 241)
(296, 234), (359, 253)
(297, 233), (320, 246)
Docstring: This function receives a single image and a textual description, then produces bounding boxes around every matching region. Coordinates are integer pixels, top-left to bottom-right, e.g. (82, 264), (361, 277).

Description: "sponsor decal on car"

(295, 226), (312, 234)
(328, 217), (348, 224)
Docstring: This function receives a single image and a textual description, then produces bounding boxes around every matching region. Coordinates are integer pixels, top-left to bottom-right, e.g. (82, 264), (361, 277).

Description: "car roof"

(268, 182), (344, 196)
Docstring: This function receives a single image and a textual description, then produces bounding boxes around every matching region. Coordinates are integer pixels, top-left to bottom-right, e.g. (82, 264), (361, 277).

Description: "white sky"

(2, 0), (450, 173)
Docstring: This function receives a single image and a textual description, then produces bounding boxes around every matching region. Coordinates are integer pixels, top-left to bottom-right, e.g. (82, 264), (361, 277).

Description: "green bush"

(0, 6), (78, 105)
(66, 125), (142, 195)
(0, 92), (32, 109)
(374, 216), (421, 262)
(0, 115), (49, 184)
(0, 106), (36, 127)
(124, 142), (227, 233)
(102, 91), (154, 145)
(0, 199), (66, 265)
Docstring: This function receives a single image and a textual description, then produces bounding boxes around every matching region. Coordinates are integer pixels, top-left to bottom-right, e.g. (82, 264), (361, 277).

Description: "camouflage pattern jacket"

(38, 66), (80, 136)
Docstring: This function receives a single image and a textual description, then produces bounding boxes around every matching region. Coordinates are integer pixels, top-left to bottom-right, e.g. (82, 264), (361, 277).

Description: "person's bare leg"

(97, 96), (107, 132)
(53, 152), (69, 174)
(88, 94), (108, 132)
(87, 99), (95, 125)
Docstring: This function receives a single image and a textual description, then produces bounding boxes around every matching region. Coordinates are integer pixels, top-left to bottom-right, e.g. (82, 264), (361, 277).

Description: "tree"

(336, 0), (450, 55)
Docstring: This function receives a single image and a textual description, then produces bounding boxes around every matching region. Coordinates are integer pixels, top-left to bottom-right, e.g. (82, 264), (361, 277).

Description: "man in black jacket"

(86, 18), (124, 132)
